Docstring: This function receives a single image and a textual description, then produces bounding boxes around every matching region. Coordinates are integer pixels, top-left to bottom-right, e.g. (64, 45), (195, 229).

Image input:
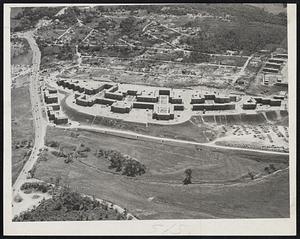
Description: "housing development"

(9, 4), (290, 223)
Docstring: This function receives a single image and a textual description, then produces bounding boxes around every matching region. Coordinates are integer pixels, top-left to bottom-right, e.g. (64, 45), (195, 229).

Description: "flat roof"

(155, 105), (173, 115)
(159, 95), (169, 104)
(171, 91), (182, 98)
(60, 78), (111, 90)
(112, 101), (131, 108)
(138, 91), (158, 98)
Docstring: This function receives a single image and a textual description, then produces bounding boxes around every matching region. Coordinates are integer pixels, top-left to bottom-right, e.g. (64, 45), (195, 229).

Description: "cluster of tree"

(193, 4), (287, 26)
(11, 38), (31, 58)
(13, 187), (127, 221)
(161, 6), (195, 16)
(51, 149), (78, 163)
(119, 16), (146, 37)
(11, 7), (62, 32)
(39, 43), (74, 62)
(119, 5), (191, 15)
(37, 153), (48, 162)
(14, 139), (32, 149)
(45, 140), (60, 148)
(122, 159), (146, 177)
(28, 165), (37, 178)
(51, 150), (68, 158)
(77, 143), (91, 153)
(94, 18), (117, 31)
(248, 171), (255, 180)
(183, 51), (210, 63)
(21, 182), (51, 193)
(118, 4), (286, 24)
(183, 169), (192, 185)
(119, 16), (136, 35)
(96, 149), (146, 177)
(80, 9), (99, 24)
(70, 132), (80, 138)
(50, 143), (91, 163)
(180, 21), (287, 55)
(55, 6), (81, 25)
(264, 164), (277, 174)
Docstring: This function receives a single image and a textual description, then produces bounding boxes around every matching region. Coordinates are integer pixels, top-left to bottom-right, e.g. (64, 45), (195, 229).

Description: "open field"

(33, 126), (289, 219)
(11, 81), (34, 184)
(11, 49), (33, 66)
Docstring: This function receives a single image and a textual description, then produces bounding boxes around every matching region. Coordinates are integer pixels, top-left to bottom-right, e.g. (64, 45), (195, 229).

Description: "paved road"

(56, 124), (289, 156)
(12, 31), (47, 216)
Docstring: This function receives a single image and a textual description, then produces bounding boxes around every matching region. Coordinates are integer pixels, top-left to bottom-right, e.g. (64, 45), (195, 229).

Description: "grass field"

(11, 50), (33, 66)
(11, 81), (34, 184)
(34, 126), (289, 219)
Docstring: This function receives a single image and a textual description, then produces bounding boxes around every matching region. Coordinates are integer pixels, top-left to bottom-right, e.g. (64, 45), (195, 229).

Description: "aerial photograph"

(10, 4), (289, 221)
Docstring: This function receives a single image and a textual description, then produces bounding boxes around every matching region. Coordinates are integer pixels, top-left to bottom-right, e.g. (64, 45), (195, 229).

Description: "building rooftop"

(171, 91), (182, 99)
(112, 101), (131, 108)
(54, 111), (67, 119)
(191, 91), (204, 98)
(159, 95), (169, 104)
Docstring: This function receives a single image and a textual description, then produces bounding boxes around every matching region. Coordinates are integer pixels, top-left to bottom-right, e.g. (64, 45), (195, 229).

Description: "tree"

(119, 16), (136, 35)
(55, 176), (61, 187)
(264, 166), (271, 174)
(183, 168), (192, 185)
(269, 164), (276, 172)
(248, 171), (255, 180)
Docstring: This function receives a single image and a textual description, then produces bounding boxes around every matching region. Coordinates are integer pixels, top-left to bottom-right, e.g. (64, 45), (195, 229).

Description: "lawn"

(11, 82), (34, 184)
(11, 49), (33, 66)
(34, 126), (290, 219)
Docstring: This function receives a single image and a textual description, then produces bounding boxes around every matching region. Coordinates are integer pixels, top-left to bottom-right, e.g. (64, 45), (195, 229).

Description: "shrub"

(14, 194), (23, 203)
(51, 150), (67, 158)
(46, 141), (60, 148)
(21, 182), (51, 193)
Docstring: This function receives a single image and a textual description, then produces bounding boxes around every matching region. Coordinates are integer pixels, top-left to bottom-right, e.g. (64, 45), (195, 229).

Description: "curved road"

(12, 31), (47, 216)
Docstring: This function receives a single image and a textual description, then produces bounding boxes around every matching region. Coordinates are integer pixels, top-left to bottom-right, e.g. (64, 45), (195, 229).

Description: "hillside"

(246, 4), (287, 14)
